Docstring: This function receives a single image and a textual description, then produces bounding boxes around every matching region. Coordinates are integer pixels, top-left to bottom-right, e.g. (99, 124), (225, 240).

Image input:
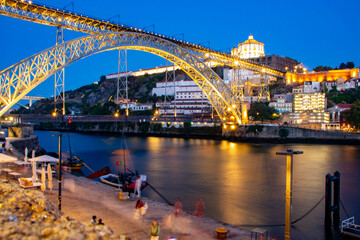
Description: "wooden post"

(333, 171), (340, 228)
(325, 173), (332, 228)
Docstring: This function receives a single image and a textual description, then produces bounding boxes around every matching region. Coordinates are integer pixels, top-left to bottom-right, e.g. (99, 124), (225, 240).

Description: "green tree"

(313, 66), (333, 72)
(248, 102), (279, 121)
(139, 122), (150, 133)
(279, 128), (289, 138)
(342, 101), (360, 130)
(346, 62), (355, 69)
(339, 62), (346, 69)
(246, 125), (264, 134)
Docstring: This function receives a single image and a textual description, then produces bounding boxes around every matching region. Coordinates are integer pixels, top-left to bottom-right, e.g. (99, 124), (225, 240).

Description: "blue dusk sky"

(0, 0), (359, 98)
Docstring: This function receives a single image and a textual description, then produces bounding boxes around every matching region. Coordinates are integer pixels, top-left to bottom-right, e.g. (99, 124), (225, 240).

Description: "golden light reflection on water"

(35, 130), (360, 240)
(216, 141), (254, 223)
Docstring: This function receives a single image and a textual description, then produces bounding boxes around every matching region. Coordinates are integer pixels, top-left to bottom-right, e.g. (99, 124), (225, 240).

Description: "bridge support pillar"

(54, 23), (65, 115)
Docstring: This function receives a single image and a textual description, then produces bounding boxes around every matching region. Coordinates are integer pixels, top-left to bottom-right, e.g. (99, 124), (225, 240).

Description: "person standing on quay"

(134, 176), (142, 197)
(174, 197), (183, 217)
(150, 219), (160, 240)
(194, 198), (205, 218)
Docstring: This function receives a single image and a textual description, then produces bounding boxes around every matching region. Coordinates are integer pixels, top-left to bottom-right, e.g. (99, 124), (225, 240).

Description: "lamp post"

(276, 149), (303, 240)
(58, 134), (63, 211)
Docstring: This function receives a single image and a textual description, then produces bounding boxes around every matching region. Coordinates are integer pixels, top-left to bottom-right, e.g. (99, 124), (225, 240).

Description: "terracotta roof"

(337, 103), (351, 109)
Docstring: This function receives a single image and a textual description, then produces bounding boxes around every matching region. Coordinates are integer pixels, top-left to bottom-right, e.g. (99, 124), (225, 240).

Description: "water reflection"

(35, 131), (360, 240)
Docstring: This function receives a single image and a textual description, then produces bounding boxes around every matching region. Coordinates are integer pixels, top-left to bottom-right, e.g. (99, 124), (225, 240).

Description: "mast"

(122, 133), (126, 173)
(67, 135), (73, 164)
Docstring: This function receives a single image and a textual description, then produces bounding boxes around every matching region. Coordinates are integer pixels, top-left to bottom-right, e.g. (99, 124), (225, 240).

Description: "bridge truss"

(0, 0), (284, 78)
(0, 32), (243, 123)
(0, 0), (285, 124)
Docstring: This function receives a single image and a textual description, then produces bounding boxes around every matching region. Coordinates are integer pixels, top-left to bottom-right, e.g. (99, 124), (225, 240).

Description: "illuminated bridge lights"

(0, 0), (285, 78)
(0, 0), (285, 124)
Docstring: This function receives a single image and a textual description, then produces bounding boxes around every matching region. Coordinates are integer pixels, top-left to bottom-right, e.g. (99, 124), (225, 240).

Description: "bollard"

(216, 227), (228, 239)
(333, 171), (340, 228)
(325, 173), (332, 228)
(324, 171), (341, 229)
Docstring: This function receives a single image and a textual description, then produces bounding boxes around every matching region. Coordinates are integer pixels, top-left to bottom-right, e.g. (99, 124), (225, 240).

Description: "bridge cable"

(235, 195), (325, 228)
(340, 198), (350, 218)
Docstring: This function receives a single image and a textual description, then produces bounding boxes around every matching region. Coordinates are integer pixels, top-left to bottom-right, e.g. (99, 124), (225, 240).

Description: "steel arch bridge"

(0, 32), (243, 123)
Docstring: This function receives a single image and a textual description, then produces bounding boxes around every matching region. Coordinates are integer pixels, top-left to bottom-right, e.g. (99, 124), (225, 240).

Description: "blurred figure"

(98, 218), (104, 225)
(122, 181), (130, 195)
(194, 198), (204, 217)
(91, 215), (97, 224)
(134, 199), (147, 219)
(150, 219), (160, 240)
(174, 197), (183, 217)
(134, 176), (142, 197)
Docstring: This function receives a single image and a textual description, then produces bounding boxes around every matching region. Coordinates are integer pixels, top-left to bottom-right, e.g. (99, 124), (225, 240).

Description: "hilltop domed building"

(231, 35), (265, 59)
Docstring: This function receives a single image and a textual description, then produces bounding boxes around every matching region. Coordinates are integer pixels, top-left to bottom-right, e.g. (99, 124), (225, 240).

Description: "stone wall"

(223, 125), (360, 141)
(7, 135), (44, 157)
(8, 125), (34, 138)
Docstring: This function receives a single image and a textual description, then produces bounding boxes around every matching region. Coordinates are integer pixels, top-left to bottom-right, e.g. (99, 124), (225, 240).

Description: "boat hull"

(100, 173), (148, 191)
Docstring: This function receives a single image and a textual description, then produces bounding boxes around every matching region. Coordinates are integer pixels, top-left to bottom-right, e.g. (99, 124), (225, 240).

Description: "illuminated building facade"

(327, 104), (351, 122)
(231, 35), (265, 59)
(158, 90), (211, 116)
(269, 97), (292, 113)
(153, 80), (212, 116)
(251, 55), (298, 72)
(293, 92), (326, 112)
(285, 68), (359, 85)
(106, 66), (181, 80)
(119, 102), (153, 111)
(290, 92), (329, 123)
(152, 80), (198, 96)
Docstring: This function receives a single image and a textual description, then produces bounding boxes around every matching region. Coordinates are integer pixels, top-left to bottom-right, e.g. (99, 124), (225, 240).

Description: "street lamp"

(276, 149), (303, 240)
(57, 134), (63, 211)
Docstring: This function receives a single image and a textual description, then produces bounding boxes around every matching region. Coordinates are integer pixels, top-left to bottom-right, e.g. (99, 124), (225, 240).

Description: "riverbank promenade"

(0, 166), (252, 239)
(45, 173), (251, 239)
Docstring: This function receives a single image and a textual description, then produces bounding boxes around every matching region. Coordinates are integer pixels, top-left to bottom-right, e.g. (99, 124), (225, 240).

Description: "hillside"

(13, 69), (195, 115)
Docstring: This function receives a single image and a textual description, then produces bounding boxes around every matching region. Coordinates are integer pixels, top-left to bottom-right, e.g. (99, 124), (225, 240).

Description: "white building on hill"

(152, 80), (200, 97)
(231, 35), (265, 59)
(153, 80), (212, 116)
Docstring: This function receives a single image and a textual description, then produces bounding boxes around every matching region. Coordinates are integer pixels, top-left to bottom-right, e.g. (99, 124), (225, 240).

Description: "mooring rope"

(291, 195), (325, 224)
(236, 195), (325, 228)
(145, 181), (174, 206)
(340, 198), (350, 218)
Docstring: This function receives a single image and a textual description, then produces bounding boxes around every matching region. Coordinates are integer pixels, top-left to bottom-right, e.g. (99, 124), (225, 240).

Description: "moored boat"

(100, 173), (148, 192)
(341, 217), (360, 239)
(99, 133), (148, 192)
(63, 135), (85, 171)
(64, 156), (85, 171)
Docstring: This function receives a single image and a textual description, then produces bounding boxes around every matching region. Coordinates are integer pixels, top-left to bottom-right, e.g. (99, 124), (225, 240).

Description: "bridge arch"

(0, 32), (242, 123)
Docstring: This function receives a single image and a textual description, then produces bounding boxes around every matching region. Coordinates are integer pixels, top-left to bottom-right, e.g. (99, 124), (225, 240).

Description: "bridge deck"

(0, 0), (284, 77)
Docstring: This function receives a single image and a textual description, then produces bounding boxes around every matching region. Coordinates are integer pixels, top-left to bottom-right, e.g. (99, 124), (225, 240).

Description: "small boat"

(100, 172), (148, 192)
(63, 135), (84, 171)
(341, 217), (360, 239)
(65, 156), (85, 171)
(99, 133), (147, 192)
